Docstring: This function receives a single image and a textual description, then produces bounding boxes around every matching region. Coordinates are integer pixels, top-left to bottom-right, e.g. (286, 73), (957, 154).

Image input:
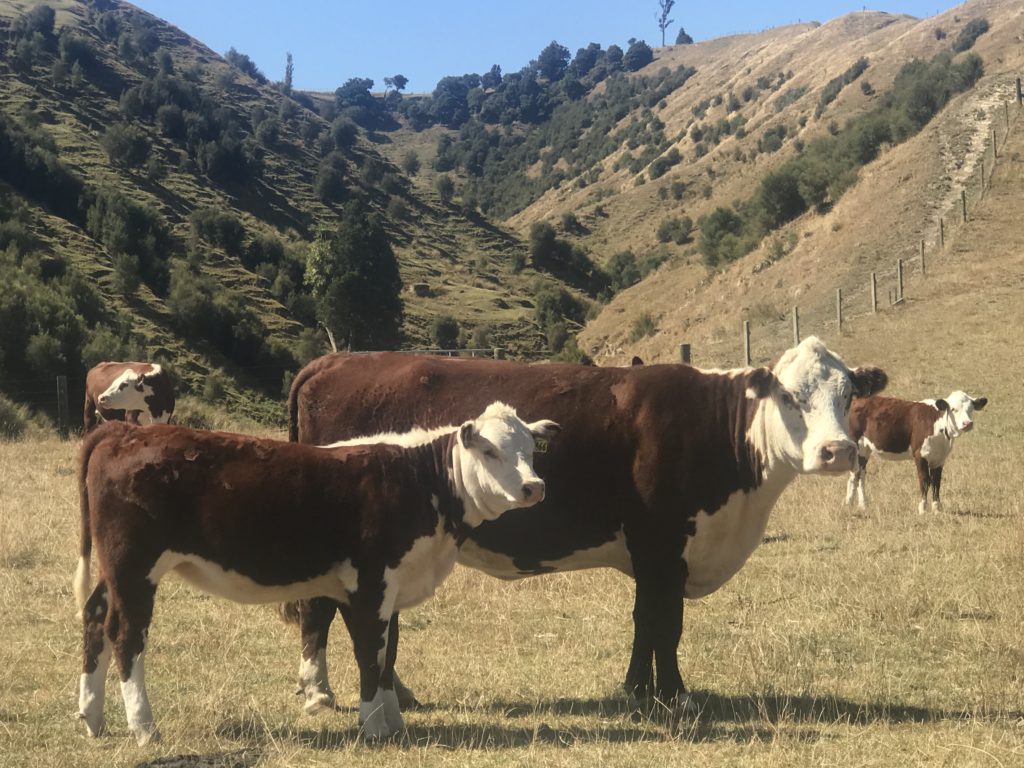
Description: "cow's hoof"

(303, 689), (335, 715)
(133, 725), (161, 746)
(932, 501), (943, 513)
(360, 711), (402, 743)
(78, 711), (105, 738)
(917, 501), (927, 515)
(393, 677), (420, 710)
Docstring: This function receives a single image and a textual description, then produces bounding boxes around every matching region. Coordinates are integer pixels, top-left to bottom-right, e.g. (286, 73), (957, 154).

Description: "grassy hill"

(0, 0), (560, 423)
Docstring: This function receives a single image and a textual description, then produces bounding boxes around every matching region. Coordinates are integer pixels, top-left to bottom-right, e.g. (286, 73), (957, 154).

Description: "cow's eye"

(483, 448), (498, 459)
(780, 392), (797, 409)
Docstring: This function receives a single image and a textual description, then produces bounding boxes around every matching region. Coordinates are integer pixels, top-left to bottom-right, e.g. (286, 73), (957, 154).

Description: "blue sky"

(132, 1), (963, 94)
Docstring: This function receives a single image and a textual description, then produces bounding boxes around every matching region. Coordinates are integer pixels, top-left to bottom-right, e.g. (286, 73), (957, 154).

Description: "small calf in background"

(83, 362), (175, 433)
(75, 403), (558, 744)
(846, 391), (988, 513)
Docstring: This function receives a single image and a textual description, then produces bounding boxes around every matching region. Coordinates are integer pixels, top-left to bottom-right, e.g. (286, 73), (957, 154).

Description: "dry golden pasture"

(1, 357), (1022, 768)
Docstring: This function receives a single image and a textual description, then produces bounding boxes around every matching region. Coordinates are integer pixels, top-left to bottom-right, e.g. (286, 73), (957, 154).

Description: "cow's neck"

(420, 432), (471, 541)
(743, 390), (797, 491)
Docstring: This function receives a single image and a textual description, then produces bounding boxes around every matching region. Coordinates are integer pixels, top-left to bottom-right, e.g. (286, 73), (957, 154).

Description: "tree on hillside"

(481, 64), (502, 90)
(283, 52), (293, 95)
(675, 27), (694, 45)
(623, 40), (653, 71)
(304, 201), (403, 350)
(656, 0), (675, 47)
(384, 74), (408, 93)
(537, 41), (571, 82)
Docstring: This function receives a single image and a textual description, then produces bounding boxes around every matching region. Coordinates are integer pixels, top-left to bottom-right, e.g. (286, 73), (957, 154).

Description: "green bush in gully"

(699, 51), (984, 267)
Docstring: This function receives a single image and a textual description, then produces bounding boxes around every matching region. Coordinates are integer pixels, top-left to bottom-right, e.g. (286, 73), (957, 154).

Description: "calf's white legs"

(298, 648), (335, 714)
(78, 637), (111, 737)
(121, 646), (159, 745)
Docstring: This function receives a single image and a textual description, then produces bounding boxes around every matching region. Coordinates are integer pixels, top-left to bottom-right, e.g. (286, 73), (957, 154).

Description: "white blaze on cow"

(75, 402), (558, 744)
(846, 390), (988, 513)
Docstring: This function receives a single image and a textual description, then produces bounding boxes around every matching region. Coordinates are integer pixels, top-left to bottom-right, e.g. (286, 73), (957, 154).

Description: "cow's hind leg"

(79, 581), (112, 737)
(855, 455), (868, 509)
(111, 579), (159, 745)
(930, 465), (944, 512)
(297, 597), (339, 714)
(623, 582), (655, 700)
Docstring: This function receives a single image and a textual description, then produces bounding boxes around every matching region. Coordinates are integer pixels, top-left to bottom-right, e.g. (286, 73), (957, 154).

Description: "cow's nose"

(521, 480), (545, 505)
(818, 440), (857, 471)
(962, 421), (973, 431)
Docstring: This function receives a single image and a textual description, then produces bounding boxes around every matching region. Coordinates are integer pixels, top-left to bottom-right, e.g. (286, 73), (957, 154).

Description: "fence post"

(993, 127), (998, 158)
(981, 156), (986, 192)
(920, 239), (926, 277)
(961, 189), (968, 223)
(492, 347), (501, 359)
(679, 343), (691, 364)
(1018, 77), (1023, 106)
(56, 375), (69, 440)
(1006, 102), (1010, 131)
(888, 287), (895, 306)
(939, 218), (945, 249)
(871, 272), (878, 313)
(897, 258), (904, 301)
(742, 320), (751, 366)
(836, 288), (843, 332)
(792, 306), (800, 345)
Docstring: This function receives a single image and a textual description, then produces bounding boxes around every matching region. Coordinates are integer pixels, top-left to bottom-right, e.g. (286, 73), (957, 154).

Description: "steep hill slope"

(0, 0), (555, 421)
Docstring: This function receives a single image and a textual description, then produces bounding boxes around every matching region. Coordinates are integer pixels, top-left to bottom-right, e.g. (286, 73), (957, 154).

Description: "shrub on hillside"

(952, 18), (989, 53)
(315, 152), (347, 203)
(190, 208), (246, 256)
(85, 187), (171, 293)
(431, 316), (460, 350)
(100, 124), (151, 168)
(224, 47), (267, 84)
(606, 250), (640, 291)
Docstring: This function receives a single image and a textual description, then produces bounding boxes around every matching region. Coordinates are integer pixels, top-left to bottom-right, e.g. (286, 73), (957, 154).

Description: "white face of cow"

(97, 367), (158, 411)
(749, 337), (887, 475)
(940, 390), (988, 436)
(454, 402), (561, 527)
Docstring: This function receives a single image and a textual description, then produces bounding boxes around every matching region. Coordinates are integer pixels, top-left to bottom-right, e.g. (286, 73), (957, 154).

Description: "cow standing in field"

(83, 362), (175, 433)
(75, 403), (559, 744)
(846, 391), (988, 513)
(285, 337), (887, 714)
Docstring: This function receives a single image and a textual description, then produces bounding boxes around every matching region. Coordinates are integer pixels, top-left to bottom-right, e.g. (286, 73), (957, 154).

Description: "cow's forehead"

(475, 403), (531, 448)
(774, 337), (850, 394)
(944, 391), (973, 411)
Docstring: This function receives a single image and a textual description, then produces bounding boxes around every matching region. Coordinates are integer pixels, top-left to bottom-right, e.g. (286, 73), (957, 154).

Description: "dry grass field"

(2, 260), (1023, 768)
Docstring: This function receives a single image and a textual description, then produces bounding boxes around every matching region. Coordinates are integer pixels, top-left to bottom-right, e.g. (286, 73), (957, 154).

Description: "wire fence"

(689, 74), (1023, 368)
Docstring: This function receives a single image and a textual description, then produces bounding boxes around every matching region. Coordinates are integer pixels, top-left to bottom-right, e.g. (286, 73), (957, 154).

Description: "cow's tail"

(74, 423), (121, 616)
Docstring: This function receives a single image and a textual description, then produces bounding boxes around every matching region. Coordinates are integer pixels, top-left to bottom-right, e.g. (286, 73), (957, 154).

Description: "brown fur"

(83, 362), (175, 433)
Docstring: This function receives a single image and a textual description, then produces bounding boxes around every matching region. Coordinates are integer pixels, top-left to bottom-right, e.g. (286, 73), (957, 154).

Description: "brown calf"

(75, 404), (558, 744)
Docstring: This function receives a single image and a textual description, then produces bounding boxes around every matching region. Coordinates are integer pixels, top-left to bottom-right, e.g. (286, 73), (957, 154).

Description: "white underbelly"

(148, 552), (356, 604)
(860, 437), (909, 461)
(682, 484), (782, 599)
(457, 530), (634, 579)
(920, 434), (952, 466)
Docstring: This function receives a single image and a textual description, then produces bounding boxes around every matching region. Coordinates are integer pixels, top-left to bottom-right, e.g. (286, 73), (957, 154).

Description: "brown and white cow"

(83, 362), (175, 433)
(846, 391), (988, 514)
(285, 337), (887, 713)
(74, 403), (559, 744)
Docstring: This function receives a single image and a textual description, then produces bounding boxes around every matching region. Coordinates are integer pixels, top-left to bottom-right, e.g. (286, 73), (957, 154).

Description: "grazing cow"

(83, 362), (175, 433)
(285, 337), (887, 713)
(846, 391), (988, 513)
(75, 404), (560, 744)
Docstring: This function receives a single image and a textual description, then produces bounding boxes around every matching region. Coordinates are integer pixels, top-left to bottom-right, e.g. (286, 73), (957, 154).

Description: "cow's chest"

(386, 530), (460, 611)
(919, 433), (953, 466)
(682, 482), (785, 599)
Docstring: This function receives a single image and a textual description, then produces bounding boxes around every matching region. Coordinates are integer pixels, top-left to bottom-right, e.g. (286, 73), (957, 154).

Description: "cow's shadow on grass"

(135, 749), (263, 768)
(215, 690), (1017, 749)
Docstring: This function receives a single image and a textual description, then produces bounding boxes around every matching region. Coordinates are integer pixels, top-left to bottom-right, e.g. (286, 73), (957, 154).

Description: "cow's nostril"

(522, 484), (533, 499)
(820, 447), (834, 462)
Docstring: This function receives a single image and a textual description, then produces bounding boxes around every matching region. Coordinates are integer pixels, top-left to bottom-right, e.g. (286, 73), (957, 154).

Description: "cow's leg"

(83, 395), (98, 434)
(845, 469), (857, 507)
(649, 562), (689, 708)
(931, 465), (944, 513)
(384, 613), (420, 709)
(623, 582), (655, 700)
(915, 454), (931, 515)
(297, 597), (338, 714)
(79, 581), (112, 737)
(855, 455), (869, 509)
(347, 586), (403, 741)
(111, 579), (159, 745)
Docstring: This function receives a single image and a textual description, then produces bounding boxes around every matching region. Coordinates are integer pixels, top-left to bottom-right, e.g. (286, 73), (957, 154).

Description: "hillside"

(0, 0), (559, 423)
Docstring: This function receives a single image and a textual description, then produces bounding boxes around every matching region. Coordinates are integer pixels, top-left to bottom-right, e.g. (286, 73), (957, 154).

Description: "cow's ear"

(459, 421), (477, 448)
(528, 419), (561, 440)
(850, 366), (887, 397)
(746, 367), (776, 399)
(973, 396), (988, 410)
(935, 399), (950, 412)
(631, 356), (644, 366)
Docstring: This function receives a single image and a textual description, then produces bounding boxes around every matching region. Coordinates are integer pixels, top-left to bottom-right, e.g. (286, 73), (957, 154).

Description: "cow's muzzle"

(815, 440), (857, 473)
(519, 479), (546, 507)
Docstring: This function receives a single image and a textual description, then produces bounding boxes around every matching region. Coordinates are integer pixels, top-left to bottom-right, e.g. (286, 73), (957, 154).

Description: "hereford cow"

(83, 362), (175, 433)
(285, 337), (887, 714)
(846, 391), (988, 513)
(75, 404), (560, 745)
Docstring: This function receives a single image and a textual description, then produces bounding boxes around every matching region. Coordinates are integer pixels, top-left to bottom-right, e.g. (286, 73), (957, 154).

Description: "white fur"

(298, 648), (334, 714)
(121, 646), (159, 745)
(73, 556), (91, 617)
(97, 366), (161, 413)
(78, 638), (111, 737)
